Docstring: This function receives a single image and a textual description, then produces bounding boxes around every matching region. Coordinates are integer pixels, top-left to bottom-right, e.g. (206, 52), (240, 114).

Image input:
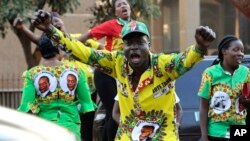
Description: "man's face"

(139, 126), (154, 140)
(123, 33), (150, 69)
(67, 74), (77, 91)
(38, 77), (50, 93)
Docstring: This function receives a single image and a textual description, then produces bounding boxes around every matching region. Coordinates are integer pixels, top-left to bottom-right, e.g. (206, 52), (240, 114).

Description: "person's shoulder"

(101, 19), (117, 25)
(22, 65), (43, 78)
(239, 64), (249, 71)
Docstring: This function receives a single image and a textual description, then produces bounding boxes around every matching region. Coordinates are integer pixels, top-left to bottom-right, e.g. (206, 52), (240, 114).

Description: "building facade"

(1, 0), (250, 76)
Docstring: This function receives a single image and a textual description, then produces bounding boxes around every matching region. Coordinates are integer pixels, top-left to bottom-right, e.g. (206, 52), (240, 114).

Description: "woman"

(198, 35), (250, 141)
(13, 13), (99, 141)
(18, 36), (96, 140)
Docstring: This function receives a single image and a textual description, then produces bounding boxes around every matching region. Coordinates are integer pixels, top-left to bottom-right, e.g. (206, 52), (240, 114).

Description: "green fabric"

(121, 21), (150, 39)
(18, 64), (96, 139)
(198, 63), (249, 138)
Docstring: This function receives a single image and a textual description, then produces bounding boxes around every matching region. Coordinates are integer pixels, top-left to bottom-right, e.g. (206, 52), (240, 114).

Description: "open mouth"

(122, 9), (128, 14)
(130, 53), (141, 63)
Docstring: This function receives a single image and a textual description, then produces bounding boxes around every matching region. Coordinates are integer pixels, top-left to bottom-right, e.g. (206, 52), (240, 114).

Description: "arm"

(77, 32), (91, 44)
(175, 102), (183, 127)
(18, 70), (40, 114)
(198, 71), (212, 141)
(160, 26), (215, 80)
(76, 70), (96, 113)
(13, 18), (40, 45)
(200, 98), (209, 141)
(112, 100), (120, 125)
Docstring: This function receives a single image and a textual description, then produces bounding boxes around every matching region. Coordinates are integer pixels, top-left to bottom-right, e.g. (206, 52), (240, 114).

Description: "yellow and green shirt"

(198, 63), (250, 138)
(48, 27), (205, 141)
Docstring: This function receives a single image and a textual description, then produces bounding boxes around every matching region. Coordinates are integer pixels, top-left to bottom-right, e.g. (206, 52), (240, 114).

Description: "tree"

(0, 0), (80, 68)
(0, 0), (160, 68)
(230, 0), (250, 20)
(88, 0), (161, 27)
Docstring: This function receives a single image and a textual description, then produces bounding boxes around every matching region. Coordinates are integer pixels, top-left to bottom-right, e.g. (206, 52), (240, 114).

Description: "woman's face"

(114, 0), (131, 20)
(223, 39), (244, 68)
(51, 17), (64, 30)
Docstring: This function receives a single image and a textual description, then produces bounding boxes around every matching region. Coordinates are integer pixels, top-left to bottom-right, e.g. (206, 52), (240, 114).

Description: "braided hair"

(212, 35), (239, 65)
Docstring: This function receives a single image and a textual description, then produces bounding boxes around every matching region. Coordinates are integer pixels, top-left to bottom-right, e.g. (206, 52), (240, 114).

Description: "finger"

(13, 18), (20, 26)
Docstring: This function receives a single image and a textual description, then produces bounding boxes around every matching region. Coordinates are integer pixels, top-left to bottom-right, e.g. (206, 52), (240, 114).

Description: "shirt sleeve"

(158, 45), (204, 80)
(198, 70), (212, 99)
(89, 20), (118, 40)
(76, 70), (96, 113)
(48, 26), (117, 78)
(18, 70), (40, 113)
(175, 93), (180, 103)
(114, 95), (119, 101)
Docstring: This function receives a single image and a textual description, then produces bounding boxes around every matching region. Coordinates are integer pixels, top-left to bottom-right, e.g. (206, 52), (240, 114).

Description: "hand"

(13, 17), (24, 29)
(195, 26), (216, 52)
(239, 95), (250, 108)
(31, 10), (52, 33)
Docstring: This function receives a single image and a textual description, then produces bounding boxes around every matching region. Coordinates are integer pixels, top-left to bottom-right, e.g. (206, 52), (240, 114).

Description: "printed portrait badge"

(34, 71), (57, 97)
(210, 91), (231, 114)
(131, 120), (160, 141)
(60, 69), (79, 96)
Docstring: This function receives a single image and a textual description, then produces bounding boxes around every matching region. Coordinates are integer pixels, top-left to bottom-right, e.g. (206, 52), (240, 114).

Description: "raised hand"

(195, 26), (216, 52)
(31, 10), (52, 33)
(13, 17), (24, 29)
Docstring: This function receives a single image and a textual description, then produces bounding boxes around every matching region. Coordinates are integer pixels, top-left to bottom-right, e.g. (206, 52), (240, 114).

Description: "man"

(38, 76), (50, 93)
(67, 74), (77, 91)
(32, 10), (215, 141)
(139, 125), (154, 141)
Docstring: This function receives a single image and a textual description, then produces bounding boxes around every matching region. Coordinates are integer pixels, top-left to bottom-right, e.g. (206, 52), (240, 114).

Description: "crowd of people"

(15, 0), (250, 141)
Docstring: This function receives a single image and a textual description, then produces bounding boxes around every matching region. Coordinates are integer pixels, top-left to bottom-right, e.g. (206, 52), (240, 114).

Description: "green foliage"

(0, 0), (80, 38)
(47, 0), (80, 14)
(88, 0), (161, 26)
(0, 0), (37, 38)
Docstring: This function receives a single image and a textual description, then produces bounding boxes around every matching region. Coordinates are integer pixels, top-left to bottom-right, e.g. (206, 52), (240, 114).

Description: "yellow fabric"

(50, 28), (204, 141)
(70, 33), (100, 49)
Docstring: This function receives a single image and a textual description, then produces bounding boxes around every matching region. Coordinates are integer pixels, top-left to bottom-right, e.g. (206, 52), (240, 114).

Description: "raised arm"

(32, 10), (116, 77)
(13, 18), (40, 45)
(159, 26), (216, 80)
(77, 32), (91, 44)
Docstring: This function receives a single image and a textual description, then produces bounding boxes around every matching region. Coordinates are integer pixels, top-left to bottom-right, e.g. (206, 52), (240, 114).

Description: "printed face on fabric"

(131, 121), (160, 141)
(38, 76), (50, 93)
(59, 69), (79, 95)
(67, 74), (77, 91)
(34, 71), (57, 97)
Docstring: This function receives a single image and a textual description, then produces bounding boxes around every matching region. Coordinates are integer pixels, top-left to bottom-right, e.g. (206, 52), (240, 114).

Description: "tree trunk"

(15, 30), (38, 69)
(230, 0), (250, 20)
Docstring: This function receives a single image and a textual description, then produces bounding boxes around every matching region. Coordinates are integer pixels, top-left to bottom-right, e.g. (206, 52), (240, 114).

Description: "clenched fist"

(195, 26), (216, 52)
(31, 10), (52, 33)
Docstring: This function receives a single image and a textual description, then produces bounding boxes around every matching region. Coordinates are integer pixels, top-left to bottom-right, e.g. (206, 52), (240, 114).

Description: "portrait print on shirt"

(34, 71), (57, 97)
(60, 69), (79, 95)
(210, 91), (231, 114)
(131, 121), (160, 141)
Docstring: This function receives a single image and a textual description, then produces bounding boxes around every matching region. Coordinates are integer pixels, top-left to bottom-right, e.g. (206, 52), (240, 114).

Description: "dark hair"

(38, 35), (59, 59)
(50, 11), (60, 18)
(212, 35), (239, 65)
(39, 76), (50, 83)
